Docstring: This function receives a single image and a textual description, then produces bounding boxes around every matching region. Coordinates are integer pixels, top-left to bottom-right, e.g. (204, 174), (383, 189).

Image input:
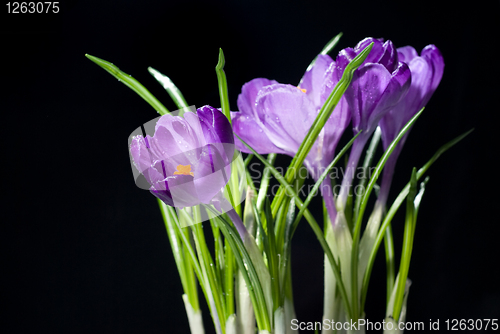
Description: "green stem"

(393, 168), (417, 321)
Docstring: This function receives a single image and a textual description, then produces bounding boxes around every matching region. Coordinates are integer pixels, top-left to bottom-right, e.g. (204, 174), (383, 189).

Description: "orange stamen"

(298, 86), (307, 93)
(174, 164), (194, 176)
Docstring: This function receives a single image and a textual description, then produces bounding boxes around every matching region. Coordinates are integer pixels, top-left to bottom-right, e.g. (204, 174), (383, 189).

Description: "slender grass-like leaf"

(85, 54), (170, 115)
(264, 199), (281, 313)
(148, 67), (189, 111)
(303, 32), (343, 73)
(215, 48), (231, 123)
(383, 225), (396, 306)
(392, 168), (417, 321)
(280, 197), (296, 305)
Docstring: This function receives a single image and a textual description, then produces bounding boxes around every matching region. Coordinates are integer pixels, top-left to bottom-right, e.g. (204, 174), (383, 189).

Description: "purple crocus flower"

(232, 54), (350, 181)
(331, 38), (412, 211)
(129, 105), (234, 209)
(377, 44), (444, 205)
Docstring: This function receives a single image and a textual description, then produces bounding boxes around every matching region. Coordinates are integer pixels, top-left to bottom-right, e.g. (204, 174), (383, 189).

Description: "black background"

(2, 0), (499, 333)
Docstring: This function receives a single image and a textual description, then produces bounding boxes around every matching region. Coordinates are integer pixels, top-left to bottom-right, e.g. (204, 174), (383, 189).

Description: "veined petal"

(379, 40), (398, 73)
(231, 111), (286, 154)
(150, 173), (199, 208)
(347, 63), (393, 133)
(421, 45), (444, 98)
(349, 61), (411, 134)
(354, 37), (385, 65)
(299, 54), (334, 110)
(397, 46), (418, 63)
(237, 78), (278, 116)
(255, 84), (316, 154)
(197, 105), (234, 145)
(194, 144), (232, 204)
(130, 135), (158, 174)
(197, 105), (235, 164)
(153, 114), (202, 159)
(149, 125), (198, 168)
(380, 46), (443, 149)
(130, 135), (166, 186)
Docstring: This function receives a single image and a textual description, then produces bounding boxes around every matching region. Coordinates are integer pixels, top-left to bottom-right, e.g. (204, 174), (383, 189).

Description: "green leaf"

(303, 32), (343, 73)
(392, 168), (417, 321)
(264, 198), (281, 313)
(85, 54), (170, 115)
(148, 67), (189, 111)
(215, 48), (231, 123)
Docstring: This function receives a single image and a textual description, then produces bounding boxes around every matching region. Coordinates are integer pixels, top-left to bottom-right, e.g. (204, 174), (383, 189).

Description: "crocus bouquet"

(87, 33), (469, 334)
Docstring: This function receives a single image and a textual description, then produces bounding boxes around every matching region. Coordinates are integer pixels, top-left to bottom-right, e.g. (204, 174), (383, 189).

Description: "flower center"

(297, 86), (307, 93)
(174, 164), (194, 177)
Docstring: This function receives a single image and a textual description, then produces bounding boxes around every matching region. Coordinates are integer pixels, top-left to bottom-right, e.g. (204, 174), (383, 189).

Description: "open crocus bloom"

(129, 105), (235, 209)
(231, 54), (349, 181)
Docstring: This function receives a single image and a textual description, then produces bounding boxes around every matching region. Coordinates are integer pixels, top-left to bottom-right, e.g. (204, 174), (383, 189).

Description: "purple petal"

(349, 62), (411, 134)
(197, 105), (234, 145)
(150, 173), (198, 208)
(130, 135), (158, 174)
(231, 111), (286, 154)
(380, 46), (443, 149)
(193, 144), (231, 204)
(149, 125), (198, 169)
(197, 105), (235, 164)
(129, 135), (166, 186)
(299, 54), (334, 110)
(347, 63), (393, 133)
(153, 114), (202, 160)
(397, 46), (418, 63)
(237, 78), (278, 116)
(255, 84), (317, 154)
(354, 38), (385, 64)
(421, 45), (444, 99)
(379, 40), (398, 73)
